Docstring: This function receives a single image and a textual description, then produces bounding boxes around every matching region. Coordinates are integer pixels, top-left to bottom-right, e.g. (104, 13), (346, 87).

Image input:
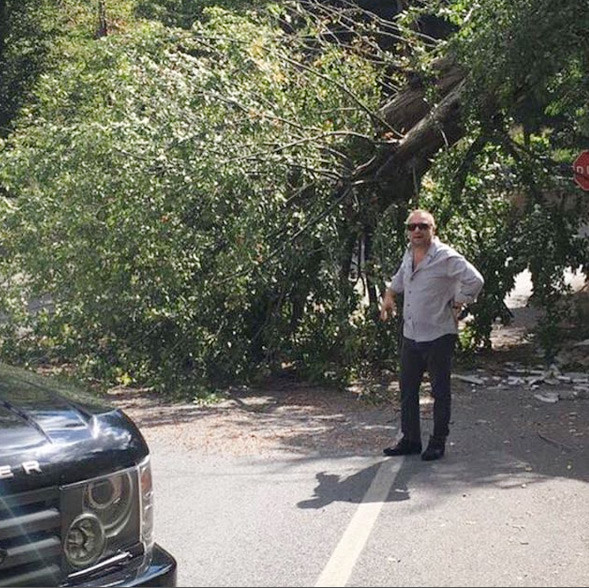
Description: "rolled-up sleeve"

(447, 256), (484, 304)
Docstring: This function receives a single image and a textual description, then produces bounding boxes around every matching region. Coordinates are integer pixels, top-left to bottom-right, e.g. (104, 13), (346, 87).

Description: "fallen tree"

(0, 0), (587, 394)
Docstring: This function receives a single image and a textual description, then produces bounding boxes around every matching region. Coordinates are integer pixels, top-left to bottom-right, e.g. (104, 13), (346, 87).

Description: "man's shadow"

(297, 458), (417, 509)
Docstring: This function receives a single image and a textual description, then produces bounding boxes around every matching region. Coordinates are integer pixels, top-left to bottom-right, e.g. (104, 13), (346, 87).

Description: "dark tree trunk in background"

(0, 0), (9, 132)
(96, 0), (108, 38)
(0, 1), (7, 53)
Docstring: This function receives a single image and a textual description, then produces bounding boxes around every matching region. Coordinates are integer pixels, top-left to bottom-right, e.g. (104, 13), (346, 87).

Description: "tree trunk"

(96, 0), (107, 38)
(0, 0), (6, 56)
(355, 59), (467, 211)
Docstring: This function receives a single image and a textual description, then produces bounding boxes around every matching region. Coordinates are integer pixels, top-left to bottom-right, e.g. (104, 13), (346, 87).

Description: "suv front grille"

(0, 487), (62, 587)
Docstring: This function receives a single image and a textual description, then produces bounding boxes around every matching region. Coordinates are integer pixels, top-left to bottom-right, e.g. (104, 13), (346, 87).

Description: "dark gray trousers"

(400, 334), (457, 442)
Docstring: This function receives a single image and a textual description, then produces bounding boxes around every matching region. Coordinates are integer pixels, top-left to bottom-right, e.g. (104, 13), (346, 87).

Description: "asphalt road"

(115, 268), (588, 587)
(143, 384), (589, 588)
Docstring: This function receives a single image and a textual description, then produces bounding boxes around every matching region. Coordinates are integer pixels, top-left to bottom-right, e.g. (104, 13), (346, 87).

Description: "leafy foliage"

(0, 0), (587, 396)
(0, 0), (59, 134)
(135, 0), (269, 28)
(0, 5), (383, 393)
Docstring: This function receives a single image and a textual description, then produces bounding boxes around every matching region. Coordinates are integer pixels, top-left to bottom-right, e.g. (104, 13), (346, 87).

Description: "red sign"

(573, 150), (589, 191)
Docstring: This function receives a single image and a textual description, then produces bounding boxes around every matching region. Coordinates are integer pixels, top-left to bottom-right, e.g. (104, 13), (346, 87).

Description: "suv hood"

(0, 363), (148, 493)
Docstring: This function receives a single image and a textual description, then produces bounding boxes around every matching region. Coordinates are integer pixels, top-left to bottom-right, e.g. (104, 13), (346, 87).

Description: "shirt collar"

(408, 236), (440, 258)
(426, 236), (441, 257)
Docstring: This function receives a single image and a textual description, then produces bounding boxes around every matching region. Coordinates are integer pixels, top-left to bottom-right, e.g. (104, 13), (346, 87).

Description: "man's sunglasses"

(406, 222), (431, 231)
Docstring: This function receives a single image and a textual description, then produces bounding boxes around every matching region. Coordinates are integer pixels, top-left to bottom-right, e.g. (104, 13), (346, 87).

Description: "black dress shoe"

(383, 437), (422, 456)
(421, 436), (446, 461)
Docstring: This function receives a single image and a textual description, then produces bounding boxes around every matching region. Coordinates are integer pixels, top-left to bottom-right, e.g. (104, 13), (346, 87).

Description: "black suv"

(0, 362), (177, 587)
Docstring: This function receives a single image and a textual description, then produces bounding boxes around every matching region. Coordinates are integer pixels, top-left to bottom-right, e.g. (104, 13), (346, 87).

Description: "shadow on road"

(297, 459), (413, 509)
(291, 382), (588, 509)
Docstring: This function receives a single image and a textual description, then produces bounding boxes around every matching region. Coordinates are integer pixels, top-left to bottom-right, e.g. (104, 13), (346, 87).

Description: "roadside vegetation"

(0, 0), (587, 398)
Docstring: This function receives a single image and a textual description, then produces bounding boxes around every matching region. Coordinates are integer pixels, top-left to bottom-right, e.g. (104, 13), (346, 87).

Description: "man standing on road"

(380, 209), (484, 461)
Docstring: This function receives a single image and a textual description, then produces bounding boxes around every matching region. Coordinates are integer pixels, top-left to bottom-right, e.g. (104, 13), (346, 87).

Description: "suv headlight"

(62, 460), (153, 571)
(86, 470), (134, 534)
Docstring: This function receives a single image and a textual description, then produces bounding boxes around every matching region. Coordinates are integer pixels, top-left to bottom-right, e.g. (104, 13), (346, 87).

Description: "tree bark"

(355, 58), (467, 211)
(378, 56), (464, 135)
(96, 0), (108, 38)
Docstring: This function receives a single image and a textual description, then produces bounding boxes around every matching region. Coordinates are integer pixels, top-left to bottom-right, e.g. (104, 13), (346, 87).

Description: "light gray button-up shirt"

(388, 237), (484, 342)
